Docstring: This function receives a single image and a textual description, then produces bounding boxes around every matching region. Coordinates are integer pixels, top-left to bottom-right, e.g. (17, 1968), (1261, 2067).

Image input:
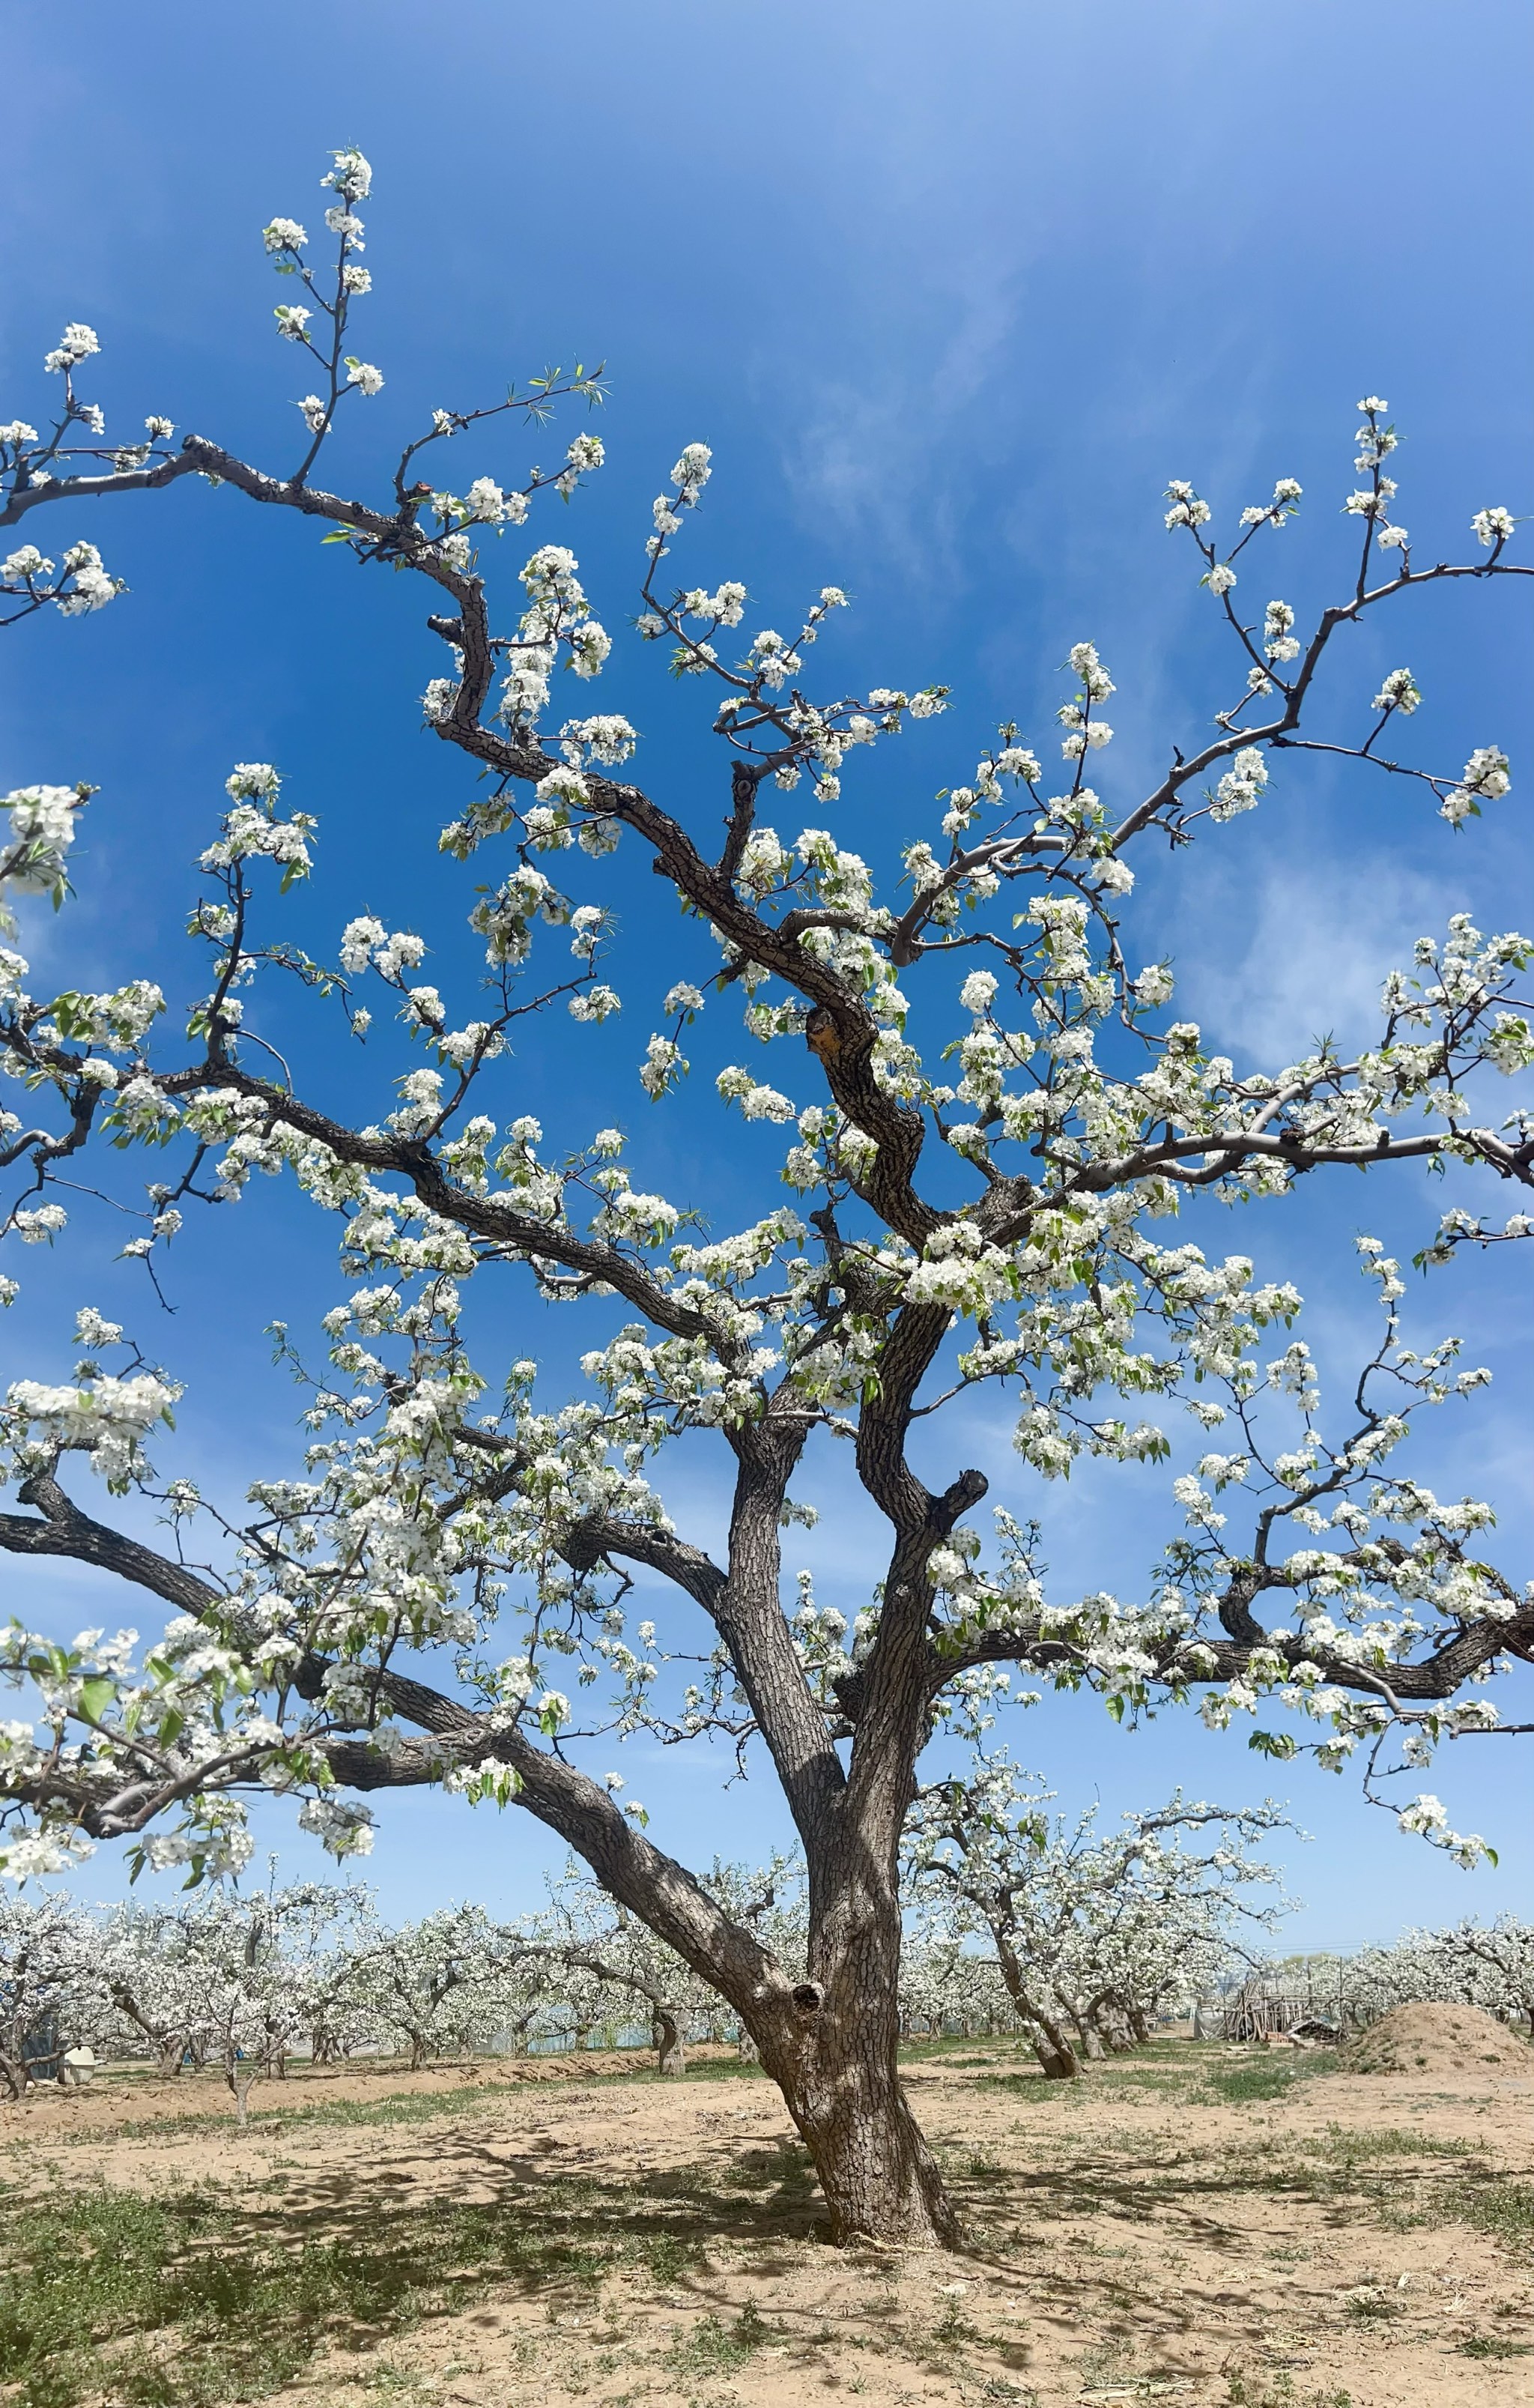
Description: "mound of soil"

(1342, 2000), (1533, 2075)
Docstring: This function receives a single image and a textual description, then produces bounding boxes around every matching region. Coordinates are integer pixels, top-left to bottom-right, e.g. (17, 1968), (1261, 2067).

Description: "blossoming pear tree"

(896, 1924), (1014, 2040)
(0, 1890), (100, 2094)
(1428, 1916), (1534, 2033)
(1335, 1916), (1534, 2036)
(1, 146), (1531, 2242)
(509, 1854), (807, 2072)
(906, 1758), (1291, 2076)
(336, 1900), (522, 2069)
(68, 1877), (372, 2117)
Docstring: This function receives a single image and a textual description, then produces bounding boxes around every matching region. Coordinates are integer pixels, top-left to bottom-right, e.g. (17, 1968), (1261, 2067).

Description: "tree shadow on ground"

(3, 2075), (1518, 2408)
(0, 2154), (834, 2408)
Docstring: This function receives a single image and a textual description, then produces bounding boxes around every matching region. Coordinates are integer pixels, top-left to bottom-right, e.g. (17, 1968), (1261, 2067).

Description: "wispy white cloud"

(1175, 844), (1444, 1071)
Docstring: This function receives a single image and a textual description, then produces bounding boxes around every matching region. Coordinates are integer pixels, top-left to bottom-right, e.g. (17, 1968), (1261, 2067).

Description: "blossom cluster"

(0, 281), (1527, 1902)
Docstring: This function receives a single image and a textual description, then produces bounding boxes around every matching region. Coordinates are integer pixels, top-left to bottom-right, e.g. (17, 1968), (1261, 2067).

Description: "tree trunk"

(225, 2057), (259, 2127)
(1031, 2028), (1084, 2080)
(654, 2008), (686, 2076)
(763, 1999), (959, 2247)
(752, 1914), (961, 2251)
(992, 1946), (1082, 2079)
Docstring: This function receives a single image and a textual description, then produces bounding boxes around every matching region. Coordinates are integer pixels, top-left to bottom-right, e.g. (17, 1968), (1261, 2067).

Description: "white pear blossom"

(43, 323), (100, 375)
(1471, 506), (1515, 548)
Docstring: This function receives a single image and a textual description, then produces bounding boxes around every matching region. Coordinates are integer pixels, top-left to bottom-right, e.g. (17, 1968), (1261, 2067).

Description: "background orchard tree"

(342, 1902), (521, 2069)
(906, 1758), (1291, 2075)
(0, 1893), (101, 2094)
(1339, 1917), (1534, 2035)
(513, 1869), (718, 2074)
(897, 1926), (1013, 2040)
(1435, 1917), (1534, 2033)
(509, 1854), (806, 2072)
(0, 148), (1531, 2243)
(85, 1877), (373, 2117)
(93, 1900), (213, 2074)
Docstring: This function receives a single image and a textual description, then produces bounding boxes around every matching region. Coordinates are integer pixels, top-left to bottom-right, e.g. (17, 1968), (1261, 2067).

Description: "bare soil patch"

(4, 2036), (1532, 2408)
(0, 2044), (741, 2141)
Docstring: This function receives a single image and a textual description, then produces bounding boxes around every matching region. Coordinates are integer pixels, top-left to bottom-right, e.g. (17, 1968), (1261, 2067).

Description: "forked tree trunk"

(225, 2057), (260, 2127)
(654, 2008), (686, 2076)
(492, 1456), (978, 2245)
(992, 1944), (1083, 2079)
(1031, 2028), (1084, 2080)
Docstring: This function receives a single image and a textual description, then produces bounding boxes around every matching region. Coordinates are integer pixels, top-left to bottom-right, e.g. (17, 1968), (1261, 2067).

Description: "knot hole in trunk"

(792, 1982), (822, 2018)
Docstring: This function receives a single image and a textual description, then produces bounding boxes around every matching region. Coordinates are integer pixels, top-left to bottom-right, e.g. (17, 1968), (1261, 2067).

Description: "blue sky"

(2, 0), (1531, 1947)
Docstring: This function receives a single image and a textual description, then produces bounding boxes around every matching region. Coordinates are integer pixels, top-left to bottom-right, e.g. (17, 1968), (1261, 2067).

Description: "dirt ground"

(7, 2036), (1533, 2408)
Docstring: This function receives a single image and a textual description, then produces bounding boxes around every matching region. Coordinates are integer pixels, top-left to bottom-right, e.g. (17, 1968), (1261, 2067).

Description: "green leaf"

(75, 1677), (115, 1725)
(1248, 1729), (1297, 1760)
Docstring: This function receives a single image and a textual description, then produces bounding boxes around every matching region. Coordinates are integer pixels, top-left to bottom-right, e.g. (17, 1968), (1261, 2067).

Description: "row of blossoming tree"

(10, 1869), (1524, 2129)
(0, 1816), (1285, 2116)
(0, 1865), (781, 2114)
(0, 145), (1530, 2242)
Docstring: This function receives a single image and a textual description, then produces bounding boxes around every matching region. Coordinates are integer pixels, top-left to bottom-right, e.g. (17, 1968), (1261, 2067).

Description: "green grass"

(1089, 2065), (1198, 2089)
(979, 2056), (1206, 2103)
(1202, 2051), (1340, 2103)
(55, 2076), (556, 2146)
(1300, 2123), (1480, 2163)
(1446, 2176), (1534, 2255)
(0, 2153), (811, 2408)
(976, 2040), (1291, 2105)
(900, 2033), (1023, 2062)
(642, 2232), (694, 2287)
(1225, 2381), (1353, 2408)
(662, 2054), (771, 2081)
(666, 2299), (771, 2374)
(1460, 2335), (1534, 2359)
(7, 2054), (771, 2156)
(979, 2072), (1054, 2098)
(0, 2185), (452, 2408)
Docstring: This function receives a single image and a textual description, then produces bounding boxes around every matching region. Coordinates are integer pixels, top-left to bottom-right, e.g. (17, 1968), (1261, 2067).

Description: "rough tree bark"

(991, 1940), (1084, 2081)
